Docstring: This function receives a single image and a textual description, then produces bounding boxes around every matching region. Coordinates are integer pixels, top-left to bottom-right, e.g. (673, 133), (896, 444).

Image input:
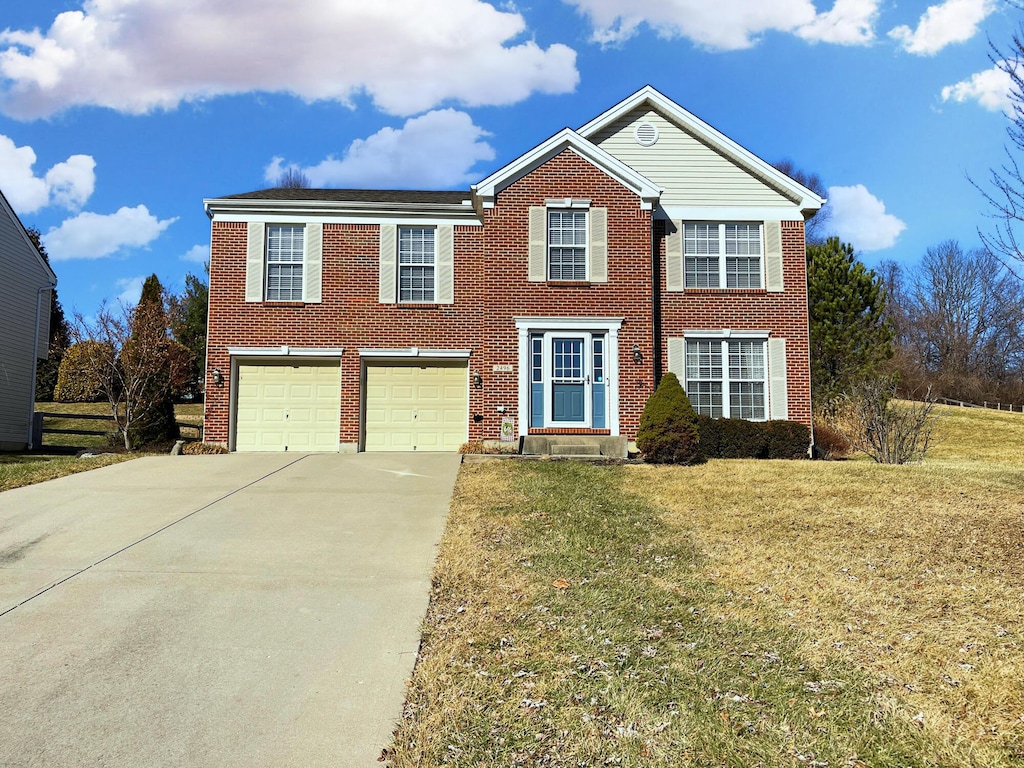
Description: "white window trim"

(265, 224), (305, 301)
(397, 225), (436, 303)
(515, 317), (622, 437)
(547, 207), (589, 282)
(684, 335), (769, 421)
(683, 222), (764, 290)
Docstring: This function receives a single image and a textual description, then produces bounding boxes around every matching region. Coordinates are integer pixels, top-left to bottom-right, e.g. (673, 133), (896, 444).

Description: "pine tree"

(807, 238), (894, 407)
(636, 372), (701, 464)
(126, 274), (181, 447)
(168, 272), (209, 401)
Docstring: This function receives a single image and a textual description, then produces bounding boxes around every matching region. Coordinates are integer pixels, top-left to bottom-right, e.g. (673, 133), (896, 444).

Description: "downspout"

(27, 283), (55, 449)
(651, 217), (663, 385)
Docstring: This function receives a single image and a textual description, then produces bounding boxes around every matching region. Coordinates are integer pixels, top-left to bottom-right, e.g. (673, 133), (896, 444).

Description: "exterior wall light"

(632, 345), (643, 364)
(212, 367), (225, 387)
(472, 371), (483, 388)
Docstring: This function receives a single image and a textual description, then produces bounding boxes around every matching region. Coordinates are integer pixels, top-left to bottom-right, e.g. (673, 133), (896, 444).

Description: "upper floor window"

(684, 222), (762, 289)
(266, 225), (304, 301)
(548, 209), (588, 281)
(398, 227), (435, 302)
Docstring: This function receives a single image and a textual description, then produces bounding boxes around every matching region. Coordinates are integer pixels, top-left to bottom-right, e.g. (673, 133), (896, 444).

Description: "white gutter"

(27, 283), (55, 449)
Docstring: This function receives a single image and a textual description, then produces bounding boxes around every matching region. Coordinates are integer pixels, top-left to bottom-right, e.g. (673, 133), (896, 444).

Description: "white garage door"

(364, 363), (468, 452)
(235, 361), (340, 452)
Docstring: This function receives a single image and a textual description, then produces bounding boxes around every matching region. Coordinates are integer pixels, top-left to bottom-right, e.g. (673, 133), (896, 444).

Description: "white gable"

(591, 106), (796, 211)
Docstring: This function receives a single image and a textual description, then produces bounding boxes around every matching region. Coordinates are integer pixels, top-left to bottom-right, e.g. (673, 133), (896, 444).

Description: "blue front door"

(552, 337), (585, 422)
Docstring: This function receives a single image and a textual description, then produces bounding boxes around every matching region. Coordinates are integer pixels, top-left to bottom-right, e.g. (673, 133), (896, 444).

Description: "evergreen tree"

(636, 372), (701, 464)
(26, 228), (70, 401)
(126, 274), (181, 447)
(807, 238), (894, 407)
(168, 272), (209, 401)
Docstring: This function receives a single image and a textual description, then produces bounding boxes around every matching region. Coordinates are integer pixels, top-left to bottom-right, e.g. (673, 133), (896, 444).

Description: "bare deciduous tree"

(837, 376), (937, 465)
(881, 241), (1024, 403)
(277, 167), (312, 189)
(773, 159), (832, 244)
(71, 301), (191, 450)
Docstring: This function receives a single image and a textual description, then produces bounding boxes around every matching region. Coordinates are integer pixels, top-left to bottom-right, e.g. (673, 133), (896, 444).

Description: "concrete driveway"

(0, 452), (461, 767)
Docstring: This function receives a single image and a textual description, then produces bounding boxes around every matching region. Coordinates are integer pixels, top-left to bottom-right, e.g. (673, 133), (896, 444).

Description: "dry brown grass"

(621, 408), (1024, 763)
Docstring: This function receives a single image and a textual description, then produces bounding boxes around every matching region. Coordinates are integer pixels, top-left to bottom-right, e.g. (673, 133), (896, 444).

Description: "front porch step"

(521, 435), (628, 459)
(550, 444), (601, 456)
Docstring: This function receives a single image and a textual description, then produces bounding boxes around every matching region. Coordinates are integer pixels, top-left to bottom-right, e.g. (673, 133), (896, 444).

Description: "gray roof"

(220, 188), (470, 205)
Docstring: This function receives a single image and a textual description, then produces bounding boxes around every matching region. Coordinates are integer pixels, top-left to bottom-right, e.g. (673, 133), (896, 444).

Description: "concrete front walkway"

(0, 452), (460, 767)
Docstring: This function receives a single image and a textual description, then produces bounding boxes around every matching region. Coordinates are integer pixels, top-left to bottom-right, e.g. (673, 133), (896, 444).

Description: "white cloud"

(797, 0), (877, 45)
(115, 276), (146, 306)
(0, 134), (95, 214)
(827, 184), (906, 251)
(42, 205), (177, 260)
(265, 110), (495, 190)
(941, 63), (1016, 112)
(0, 0), (578, 119)
(181, 244), (210, 264)
(889, 0), (995, 55)
(564, 0), (879, 50)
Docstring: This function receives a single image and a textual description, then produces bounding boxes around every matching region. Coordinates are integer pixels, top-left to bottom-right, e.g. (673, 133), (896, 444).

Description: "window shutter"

(528, 206), (546, 282)
(666, 337), (685, 380)
(436, 225), (454, 304)
(245, 222), (265, 302)
(589, 207), (608, 282)
(302, 222), (322, 303)
(665, 221), (683, 291)
(379, 223), (397, 303)
(764, 221), (783, 292)
(768, 337), (788, 420)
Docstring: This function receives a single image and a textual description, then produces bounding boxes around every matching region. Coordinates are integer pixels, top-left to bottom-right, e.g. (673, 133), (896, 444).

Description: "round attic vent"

(634, 121), (659, 147)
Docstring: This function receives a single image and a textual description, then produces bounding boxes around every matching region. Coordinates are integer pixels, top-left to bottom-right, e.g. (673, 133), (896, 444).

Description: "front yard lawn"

(387, 408), (1024, 766)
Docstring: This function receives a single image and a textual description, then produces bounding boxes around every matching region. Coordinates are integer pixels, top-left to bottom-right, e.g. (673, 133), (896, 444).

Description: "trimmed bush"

(766, 420), (811, 459)
(54, 341), (109, 402)
(637, 373), (701, 464)
(696, 417), (809, 460)
(181, 442), (228, 455)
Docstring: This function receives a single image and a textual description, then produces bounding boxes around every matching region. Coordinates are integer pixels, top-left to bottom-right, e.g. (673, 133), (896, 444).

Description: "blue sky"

(0, 0), (1018, 315)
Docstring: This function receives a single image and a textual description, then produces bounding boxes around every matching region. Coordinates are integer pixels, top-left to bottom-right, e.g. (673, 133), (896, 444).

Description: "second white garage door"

(235, 361), (340, 452)
(364, 363), (468, 452)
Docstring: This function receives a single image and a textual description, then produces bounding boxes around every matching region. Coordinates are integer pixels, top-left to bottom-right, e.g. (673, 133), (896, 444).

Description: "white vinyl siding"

(589, 107), (795, 209)
(0, 200), (54, 449)
(683, 223), (762, 289)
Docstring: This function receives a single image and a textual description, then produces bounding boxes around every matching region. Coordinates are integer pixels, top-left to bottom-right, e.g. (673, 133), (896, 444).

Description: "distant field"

(388, 404), (1024, 767)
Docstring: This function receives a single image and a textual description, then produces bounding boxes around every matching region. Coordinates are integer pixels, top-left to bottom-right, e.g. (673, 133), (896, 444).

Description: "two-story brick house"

(202, 86), (823, 454)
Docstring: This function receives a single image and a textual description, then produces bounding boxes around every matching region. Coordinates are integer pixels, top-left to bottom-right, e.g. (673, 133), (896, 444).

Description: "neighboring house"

(203, 86), (823, 454)
(0, 188), (56, 451)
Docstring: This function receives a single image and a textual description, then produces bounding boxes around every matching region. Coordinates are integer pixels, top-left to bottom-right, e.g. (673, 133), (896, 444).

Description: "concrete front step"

(521, 435), (628, 458)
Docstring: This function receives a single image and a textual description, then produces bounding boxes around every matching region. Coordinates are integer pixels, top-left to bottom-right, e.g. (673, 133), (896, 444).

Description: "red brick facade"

(204, 111), (815, 451)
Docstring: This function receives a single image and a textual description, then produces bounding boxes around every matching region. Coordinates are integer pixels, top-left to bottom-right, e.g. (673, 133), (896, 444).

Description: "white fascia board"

(204, 197), (479, 222)
(577, 86), (826, 215)
(228, 346), (345, 357)
(358, 348), (472, 359)
(514, 317), (624, 331)
(472, 129), (662, 210)
(682, 329), (770, 340)
(656, 205), (806, 222)
(211, 211), (481, 227)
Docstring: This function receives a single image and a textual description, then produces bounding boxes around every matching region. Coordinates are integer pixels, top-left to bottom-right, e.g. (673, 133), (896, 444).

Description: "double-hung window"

(684, 223), (762, 289)
(548, 209), (587, 281)
(398, 227), (435, 302)
(685, 338), (766, 420)
(266, 225), (304, 301)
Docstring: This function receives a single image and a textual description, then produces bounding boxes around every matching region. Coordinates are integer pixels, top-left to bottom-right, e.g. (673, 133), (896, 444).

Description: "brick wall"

(655, 218), (812, 426)
(204, 149), (655, 446)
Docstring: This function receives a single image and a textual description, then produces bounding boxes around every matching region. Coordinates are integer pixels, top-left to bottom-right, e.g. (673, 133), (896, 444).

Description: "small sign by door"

(500, 417), (516, 442)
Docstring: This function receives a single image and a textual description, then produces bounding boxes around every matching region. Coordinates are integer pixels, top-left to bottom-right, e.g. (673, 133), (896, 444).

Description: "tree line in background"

(29, 228), (209, 450)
